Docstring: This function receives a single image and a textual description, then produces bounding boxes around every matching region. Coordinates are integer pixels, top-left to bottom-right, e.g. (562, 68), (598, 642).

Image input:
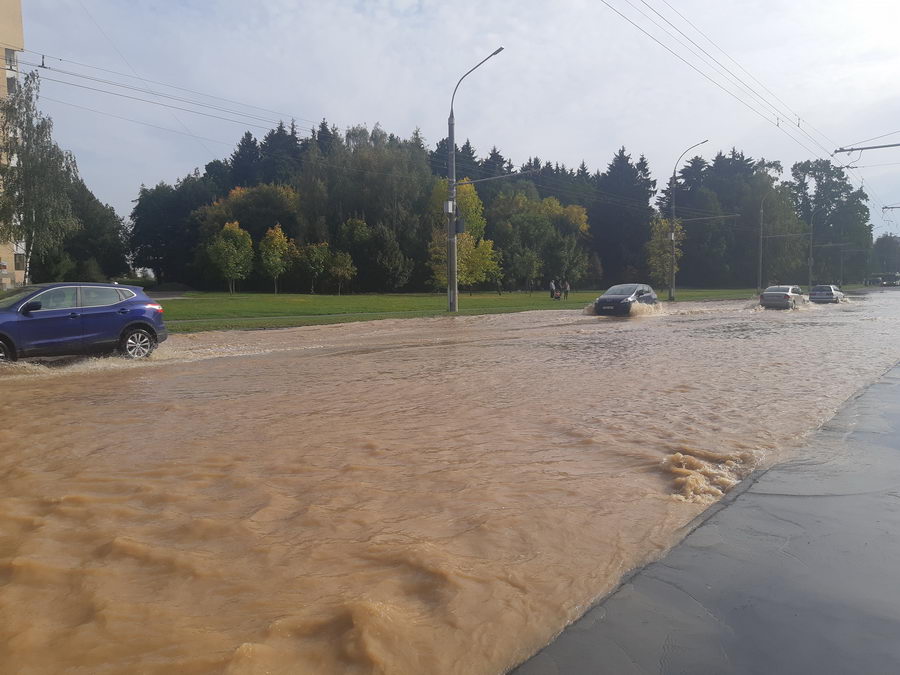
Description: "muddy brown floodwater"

(2, 292), (899, 674)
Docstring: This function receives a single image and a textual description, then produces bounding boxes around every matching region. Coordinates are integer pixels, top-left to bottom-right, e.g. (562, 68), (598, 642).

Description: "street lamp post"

(758, 189), (773, 294)
(669, 139), (708, 301)
(447, 46), (504, 313)
(808, 206), (826, 291)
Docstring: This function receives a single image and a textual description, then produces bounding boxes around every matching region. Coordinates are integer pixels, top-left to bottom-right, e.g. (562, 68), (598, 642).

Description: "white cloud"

(22, 0), (900, 231)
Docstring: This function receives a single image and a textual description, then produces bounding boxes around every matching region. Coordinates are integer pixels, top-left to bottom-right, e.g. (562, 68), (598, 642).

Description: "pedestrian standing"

(549, 279), (556, 299)
(563, 280), (570, 300)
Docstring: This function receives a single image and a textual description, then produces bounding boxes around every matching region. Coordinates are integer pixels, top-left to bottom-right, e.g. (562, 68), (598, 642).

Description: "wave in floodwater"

(582, 301), (666, 316)
(1, 291), (899, 675)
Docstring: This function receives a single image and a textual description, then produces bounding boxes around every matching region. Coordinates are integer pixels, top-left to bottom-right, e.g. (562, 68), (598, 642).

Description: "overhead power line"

(42, 96), (233, 146)
(846, 129), (900, 147)
(657, 0), (838, 152)
(633, 0), (836, 160)
(19, 59), (289, 128)
(598, 1), (892, 221)
(0, 39), (318, 125)
(39, 75), (283, 131)
(74, 0), (214, 155)
(597, 0), (823, 159)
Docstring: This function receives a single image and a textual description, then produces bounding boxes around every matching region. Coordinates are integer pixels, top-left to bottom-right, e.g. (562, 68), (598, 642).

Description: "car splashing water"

(2, 291), (900, 674)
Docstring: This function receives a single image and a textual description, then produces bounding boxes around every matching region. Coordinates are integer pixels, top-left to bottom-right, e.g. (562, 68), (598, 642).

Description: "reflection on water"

(1, 292), (899, 674)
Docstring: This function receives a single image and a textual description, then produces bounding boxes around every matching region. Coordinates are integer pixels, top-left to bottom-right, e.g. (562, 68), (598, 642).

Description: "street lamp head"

(492, 46), (505, 56)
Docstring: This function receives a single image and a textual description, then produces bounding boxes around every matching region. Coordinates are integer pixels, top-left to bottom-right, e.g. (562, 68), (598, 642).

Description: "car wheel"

(120, 327), (156, 359)
(0, 338), (16, 363)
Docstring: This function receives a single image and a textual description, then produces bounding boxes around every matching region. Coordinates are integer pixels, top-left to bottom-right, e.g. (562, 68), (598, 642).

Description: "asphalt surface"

(512, 364), (900, 675)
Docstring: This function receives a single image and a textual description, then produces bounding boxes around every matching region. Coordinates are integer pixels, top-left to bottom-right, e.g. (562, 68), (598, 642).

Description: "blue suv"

(0, 283), (167, 362)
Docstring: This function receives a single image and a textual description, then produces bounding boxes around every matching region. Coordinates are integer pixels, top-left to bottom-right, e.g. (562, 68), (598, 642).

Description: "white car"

(809, 284), (845, 303)
(760, 285), (807, 310)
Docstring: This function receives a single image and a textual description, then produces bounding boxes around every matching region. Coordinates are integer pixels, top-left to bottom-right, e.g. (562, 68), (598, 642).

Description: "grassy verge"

(158, 288), (762, 333)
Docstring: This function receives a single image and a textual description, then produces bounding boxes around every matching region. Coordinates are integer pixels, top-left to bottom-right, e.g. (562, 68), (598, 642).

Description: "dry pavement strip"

(513, 364), (900, 675)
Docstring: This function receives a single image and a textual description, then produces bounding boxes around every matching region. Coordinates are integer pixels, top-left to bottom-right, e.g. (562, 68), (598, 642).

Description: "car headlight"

(621, 297), (634, 303)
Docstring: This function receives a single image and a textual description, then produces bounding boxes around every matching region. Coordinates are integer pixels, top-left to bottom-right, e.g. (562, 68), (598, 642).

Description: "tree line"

(0, 73), (129, 284)
(1, 72), (879, 292)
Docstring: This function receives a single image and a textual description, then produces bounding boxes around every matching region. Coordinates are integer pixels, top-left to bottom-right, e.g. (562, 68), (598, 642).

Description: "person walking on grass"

(563, 280), (570, 300)
(549, 279), (556, 299)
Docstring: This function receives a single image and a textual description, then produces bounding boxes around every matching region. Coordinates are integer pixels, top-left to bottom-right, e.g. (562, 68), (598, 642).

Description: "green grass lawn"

(158, 288), (761, 333)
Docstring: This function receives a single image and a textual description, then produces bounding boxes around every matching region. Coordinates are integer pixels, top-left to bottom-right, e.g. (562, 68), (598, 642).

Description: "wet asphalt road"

(513, 364), (900, 675)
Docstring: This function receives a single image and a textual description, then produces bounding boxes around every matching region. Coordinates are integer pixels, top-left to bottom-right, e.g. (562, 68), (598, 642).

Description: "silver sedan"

(809, 284), (845, 303)
(760, 285), (807, 309)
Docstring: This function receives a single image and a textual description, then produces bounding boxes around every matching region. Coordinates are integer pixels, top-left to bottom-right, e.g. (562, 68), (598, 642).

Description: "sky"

(16, 0), (900, 236)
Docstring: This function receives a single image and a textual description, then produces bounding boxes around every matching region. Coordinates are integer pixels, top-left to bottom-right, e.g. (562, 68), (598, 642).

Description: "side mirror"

(21, 300), (42, 313)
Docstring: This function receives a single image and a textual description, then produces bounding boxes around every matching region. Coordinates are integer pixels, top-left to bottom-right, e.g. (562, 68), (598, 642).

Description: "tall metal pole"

(808, 219), (814, 290)
(807, 206), (825, 291)
(447, 46), (504, 313)
(669, 174), (677, 301)
(840, 247), (845, 285)
(669, 139), (708, 301)
(758, 190), (772, 294)
(448, 110), (457, 311)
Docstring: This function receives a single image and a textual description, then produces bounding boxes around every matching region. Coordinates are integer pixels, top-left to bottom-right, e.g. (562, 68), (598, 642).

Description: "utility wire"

(635, 0), (835, 159)
(602, 1), (890, 221)
(0, 38), (319, 125)
(619, 0), (835, 160)
(597, 0), (823, 159)
(656, 0), (839, 151)
(19, 59), (292, 128)
(846, 129), (900, 147)
(42, 96), (234, 146)
(39, 75), (280, 131)
(75, 0), (212, 155)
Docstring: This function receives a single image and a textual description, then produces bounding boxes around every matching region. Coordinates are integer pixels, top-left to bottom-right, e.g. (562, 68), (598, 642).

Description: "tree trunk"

(337, 280), (342, 296)
(274, 276), (278, 294)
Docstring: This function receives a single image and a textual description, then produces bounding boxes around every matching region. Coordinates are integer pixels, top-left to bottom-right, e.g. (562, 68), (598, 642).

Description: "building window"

(4, 49), (15, 70)
(14, 254), (25, 271)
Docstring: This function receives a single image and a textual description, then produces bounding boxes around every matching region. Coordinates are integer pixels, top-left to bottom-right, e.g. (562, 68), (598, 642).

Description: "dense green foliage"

(0, 72), (876, 292)
(872, 234), (900, 275)
(207, 222), (253, 294)
(1, 73), (130, 283)
(130, 119), (874, 293)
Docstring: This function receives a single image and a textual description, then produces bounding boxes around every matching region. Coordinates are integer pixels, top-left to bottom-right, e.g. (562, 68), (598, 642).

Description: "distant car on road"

(594, 283), (658, 316)
(0, 283), (167, 362)
(760, 285), (807, 310)
(809, 284), (845, 303)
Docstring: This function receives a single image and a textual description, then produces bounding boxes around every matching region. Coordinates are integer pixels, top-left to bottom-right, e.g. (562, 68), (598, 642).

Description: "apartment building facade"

(0, 0), (25, 290)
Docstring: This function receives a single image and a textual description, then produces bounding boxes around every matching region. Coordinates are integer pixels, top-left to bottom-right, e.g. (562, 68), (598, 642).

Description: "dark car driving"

(0, 283), (167, 362)
(594, 283), (658, 316)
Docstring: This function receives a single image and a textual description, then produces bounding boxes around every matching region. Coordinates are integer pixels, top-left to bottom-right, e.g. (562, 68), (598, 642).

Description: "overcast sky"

(18, 0), (900, 236)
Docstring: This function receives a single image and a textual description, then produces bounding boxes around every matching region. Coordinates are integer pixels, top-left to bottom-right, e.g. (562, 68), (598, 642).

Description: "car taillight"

(146, 303), (163, 313)
(784, 294), (790, 299)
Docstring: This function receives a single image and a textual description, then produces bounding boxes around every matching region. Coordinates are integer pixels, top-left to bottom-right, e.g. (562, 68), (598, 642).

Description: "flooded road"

(2, 292), (899, 674)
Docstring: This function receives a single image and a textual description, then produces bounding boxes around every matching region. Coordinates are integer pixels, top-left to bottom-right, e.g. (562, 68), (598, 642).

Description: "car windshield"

(764, 286), (791, 293)
(0, 286), (41, 310)
(811, 285), (832, 292)
(605, 284), (638, 296)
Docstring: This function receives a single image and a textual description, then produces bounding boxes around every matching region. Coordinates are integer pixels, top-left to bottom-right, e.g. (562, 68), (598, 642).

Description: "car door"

(16, 286), (83, 355)
(80, 286), (128, 350)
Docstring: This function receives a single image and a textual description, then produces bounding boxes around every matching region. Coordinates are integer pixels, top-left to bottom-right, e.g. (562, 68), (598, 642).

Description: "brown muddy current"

(2, 292), (900, 674)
